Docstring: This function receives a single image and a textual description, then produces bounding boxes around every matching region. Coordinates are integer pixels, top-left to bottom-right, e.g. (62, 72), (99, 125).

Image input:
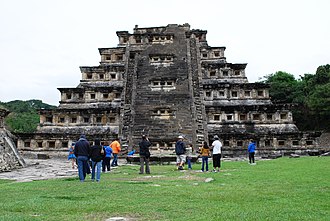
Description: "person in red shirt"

(110, 138), (121, 167)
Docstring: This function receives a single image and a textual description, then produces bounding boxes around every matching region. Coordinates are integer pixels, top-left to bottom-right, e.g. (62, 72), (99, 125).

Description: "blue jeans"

(77, 156), (89, 181)
(187, 157), (192, 169)
(91, 160), (102, 181)
(111, 154), (118, 166)
(201, 156), (209, 171)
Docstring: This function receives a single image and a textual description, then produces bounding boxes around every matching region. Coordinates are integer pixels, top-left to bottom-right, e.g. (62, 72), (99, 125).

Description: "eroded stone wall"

(0, 109), (26, 172)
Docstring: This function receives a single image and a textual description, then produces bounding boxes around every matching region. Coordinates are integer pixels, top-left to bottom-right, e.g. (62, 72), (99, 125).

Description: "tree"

(260, 71), (297, 103)
(259, 65), (330, 131)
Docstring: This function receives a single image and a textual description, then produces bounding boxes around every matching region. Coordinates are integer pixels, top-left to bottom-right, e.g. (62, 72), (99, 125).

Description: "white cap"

(178, 135), (184, 139)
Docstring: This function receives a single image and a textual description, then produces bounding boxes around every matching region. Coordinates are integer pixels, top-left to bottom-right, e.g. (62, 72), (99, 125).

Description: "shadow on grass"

(40, 195), (86, 201)
(62, 177), (78, 182)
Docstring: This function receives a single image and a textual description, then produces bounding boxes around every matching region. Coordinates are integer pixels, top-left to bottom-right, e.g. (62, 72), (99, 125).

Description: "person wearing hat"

(74, 134), (91, 182)
(175, 135), (186, 170)
(211, 135), (222, 172)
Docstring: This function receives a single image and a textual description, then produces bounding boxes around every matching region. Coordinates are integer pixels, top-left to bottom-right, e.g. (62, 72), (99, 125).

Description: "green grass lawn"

(0, 157), (329, 221)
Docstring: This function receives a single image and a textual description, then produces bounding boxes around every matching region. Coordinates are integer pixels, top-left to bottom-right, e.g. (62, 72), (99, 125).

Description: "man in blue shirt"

(248, 140), (256, 165)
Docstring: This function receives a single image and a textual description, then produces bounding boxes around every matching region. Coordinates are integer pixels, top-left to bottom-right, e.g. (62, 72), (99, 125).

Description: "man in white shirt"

(211, 135), (222, 172)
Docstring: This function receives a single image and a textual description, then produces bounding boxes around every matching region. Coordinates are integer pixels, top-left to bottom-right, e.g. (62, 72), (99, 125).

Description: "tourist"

(138, 135), (151, 174)
(110, 138), (121, 167)
(68, 142), (76, 169)
(248, 139), (256, 165)
(175, 135), (186, 170)
(200, 141), (210, 172)
(211, 135), (222, 172)
(186, 143), (193, 170)
(90, 138), (105, 182)
(102, 141), (112, 172)
(74, 134), (91, 182)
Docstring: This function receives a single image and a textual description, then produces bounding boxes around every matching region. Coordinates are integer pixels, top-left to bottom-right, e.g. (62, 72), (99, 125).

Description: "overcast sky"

(0, 0), (329, 105)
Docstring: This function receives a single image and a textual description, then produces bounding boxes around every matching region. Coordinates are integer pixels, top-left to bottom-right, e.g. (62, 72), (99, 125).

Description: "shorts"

(176, 155), (186, 164)
(212, 153), (221, 168)
(68, 154), (76, 160)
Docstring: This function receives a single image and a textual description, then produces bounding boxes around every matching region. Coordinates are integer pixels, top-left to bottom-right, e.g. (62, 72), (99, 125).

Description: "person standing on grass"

(102, 141), (112, 172)
(248, 140), (256, 165)
(110, 137), (121, 167)
(186, 143), (193, 170)
(74, 134), (91, 182)
(90, 138), (105, 182)
(175, 135), (186, 170)
(211, 135), (222, 172)
(200, 141), (210, 172)
(139, 135), (151, 174)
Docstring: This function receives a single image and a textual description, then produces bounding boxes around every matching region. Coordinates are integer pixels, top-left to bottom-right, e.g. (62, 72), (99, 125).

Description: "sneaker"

(212, 169), (217, 172)
(178, 166), (184, 170)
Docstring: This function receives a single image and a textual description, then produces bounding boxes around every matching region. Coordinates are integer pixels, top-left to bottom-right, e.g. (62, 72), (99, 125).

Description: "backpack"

(91, 146), (104, 162)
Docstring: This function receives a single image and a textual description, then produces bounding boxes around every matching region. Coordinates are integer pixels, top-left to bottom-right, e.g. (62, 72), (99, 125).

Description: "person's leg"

(102, 159), (106, 172)
(114, 154), (118, 166)
(96, 161), (102, 181)
(91, 161), (96, 181)
(145, 157), (150, 174)
(252, 152), (255, 163)
(187, 158), (192, 169)
(206, 157), (209, 171)
(176, 155), (180, 169)
(212, 155), (217, 171)
(201, 156), (205, 171)
(180, 155), (186, 166)
(218, 154), (221, 172)
(111, 154), (115, 166)
(139, 157), (144, 174)
(77, 156), (84, 181)
(249, 152), (252, 164)
(106, 157), (111, 171)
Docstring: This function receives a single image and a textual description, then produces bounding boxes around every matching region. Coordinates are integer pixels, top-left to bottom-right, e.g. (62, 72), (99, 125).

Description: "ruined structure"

(16, 24), (321, 157)
(0, 108), (26, 172)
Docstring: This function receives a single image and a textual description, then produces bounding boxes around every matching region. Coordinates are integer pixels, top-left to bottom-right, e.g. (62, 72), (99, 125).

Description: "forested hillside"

(0, 100), (56, 133)
(259, 64), (330, 131)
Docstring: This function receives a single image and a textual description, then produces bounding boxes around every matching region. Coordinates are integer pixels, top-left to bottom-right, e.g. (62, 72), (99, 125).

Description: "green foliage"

(307, 83), (330, 111)
(259, 65), (330, 131)
(0, 157), (329, 220)
(0, 99), (55, 133)
(260, 71), (297, 103)
(4, 112), (39, 133)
